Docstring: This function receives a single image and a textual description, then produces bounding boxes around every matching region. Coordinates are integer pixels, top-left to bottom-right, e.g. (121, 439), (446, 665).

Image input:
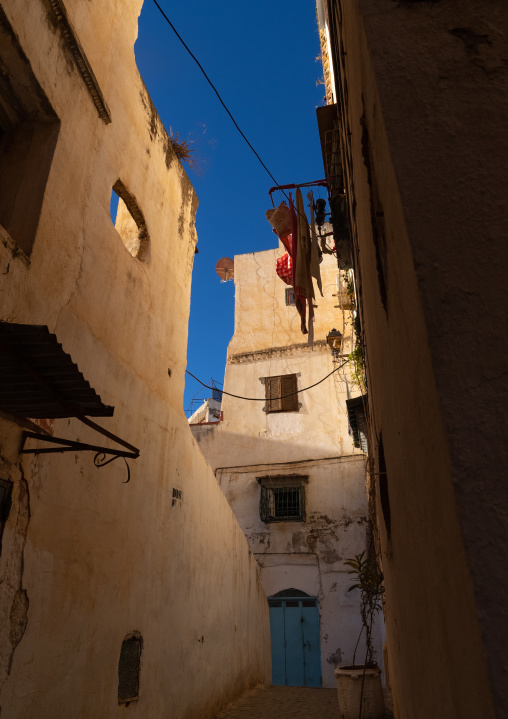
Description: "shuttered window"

(265, 374), (299, 413)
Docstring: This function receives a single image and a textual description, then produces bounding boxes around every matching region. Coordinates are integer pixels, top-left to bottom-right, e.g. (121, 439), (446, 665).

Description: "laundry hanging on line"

(266, 188), (325, 337)
(276, 253), (293, 285)
(266, 202), (293, 255)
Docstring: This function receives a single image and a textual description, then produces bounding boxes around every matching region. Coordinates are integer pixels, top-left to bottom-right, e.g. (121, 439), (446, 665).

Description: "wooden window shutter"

(266, 376), (282, 412)
(281, 374), (298, 411)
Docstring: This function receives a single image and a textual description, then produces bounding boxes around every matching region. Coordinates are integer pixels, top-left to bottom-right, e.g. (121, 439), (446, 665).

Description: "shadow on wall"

(188, 423), (367, 475)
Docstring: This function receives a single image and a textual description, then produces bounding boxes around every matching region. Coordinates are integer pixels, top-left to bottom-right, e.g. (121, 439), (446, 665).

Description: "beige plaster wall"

(329, 1), (508, 716)
(228, 247), (351, 357)
(0, 1), (270, 716)
(196, 248), (361, 470)
(192, 247), (382, 688)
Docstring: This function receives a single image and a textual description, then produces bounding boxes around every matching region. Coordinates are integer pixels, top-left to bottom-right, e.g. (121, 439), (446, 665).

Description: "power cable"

(150, 0), (320, 234)
(151, 0), (281, 188)
(185, 360), (348, 402)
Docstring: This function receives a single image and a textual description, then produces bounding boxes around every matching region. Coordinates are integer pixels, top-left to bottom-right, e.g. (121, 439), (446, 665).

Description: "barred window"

(118, 634), (142, 704)
(265, 374), (299, 413)
(259, 477), (306, 522)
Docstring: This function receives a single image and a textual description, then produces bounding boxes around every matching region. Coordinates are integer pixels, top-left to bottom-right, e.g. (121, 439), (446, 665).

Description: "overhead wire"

(186, 361), (348, 402)
(150, 0), (324, 233)
(151, 0), (281, 188)
(153, 0), (345, 404)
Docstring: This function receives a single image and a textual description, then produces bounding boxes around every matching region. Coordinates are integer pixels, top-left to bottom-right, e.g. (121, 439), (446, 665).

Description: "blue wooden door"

(268, 595), (321, 687)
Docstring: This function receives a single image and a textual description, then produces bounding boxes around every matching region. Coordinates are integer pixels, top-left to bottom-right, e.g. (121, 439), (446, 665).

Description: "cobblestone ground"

(214, 686), (339, 719)
(214, 686), (395, 719)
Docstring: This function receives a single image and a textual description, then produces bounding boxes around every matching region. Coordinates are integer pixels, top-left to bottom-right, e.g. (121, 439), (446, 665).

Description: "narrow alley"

(214, 686), (395, 719)
(214, 687), (339, 719)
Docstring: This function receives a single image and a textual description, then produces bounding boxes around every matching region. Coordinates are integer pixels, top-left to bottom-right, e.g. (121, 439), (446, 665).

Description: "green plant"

(348, 344), (366, 392)
(341, 270), (355, 300)
(345, 551), (384, 667)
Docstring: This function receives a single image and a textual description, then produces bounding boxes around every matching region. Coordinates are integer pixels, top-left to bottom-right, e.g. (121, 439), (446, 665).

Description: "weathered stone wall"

(327, 1), (508, 716)
(0, 1), (270, 716)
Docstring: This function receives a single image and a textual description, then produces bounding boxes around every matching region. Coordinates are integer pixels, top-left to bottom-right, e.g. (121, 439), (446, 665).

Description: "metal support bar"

(77, 416), (139, 454)
(268, 179), (327, 196)
(20, 431), (138, 459)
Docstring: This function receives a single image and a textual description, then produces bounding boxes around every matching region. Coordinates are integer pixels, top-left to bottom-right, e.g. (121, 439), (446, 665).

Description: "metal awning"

(0, 323), (139, 480)
(0, 323), (113, 418)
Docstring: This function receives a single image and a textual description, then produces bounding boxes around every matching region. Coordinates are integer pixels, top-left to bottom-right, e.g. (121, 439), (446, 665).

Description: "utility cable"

(185, 360), (348, 402)
(150, 0), (322, 235)
(151, 0), (281, 188)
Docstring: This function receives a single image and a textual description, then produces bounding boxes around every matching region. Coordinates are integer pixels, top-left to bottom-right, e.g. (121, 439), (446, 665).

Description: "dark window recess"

(0, 8), (60, 257)
(118, 634), (142, 705)
(265, 374), (299, 413)
(302, 601), (316, 608)
(0, 478), (13, 555)
(286, 601), (299, 608)
(378, 434), (391, 539)
(285, 287), (295, 306)
(360, 113), (388, 310)
(346, 395), (368, 453)
(260, 480), (305, 523)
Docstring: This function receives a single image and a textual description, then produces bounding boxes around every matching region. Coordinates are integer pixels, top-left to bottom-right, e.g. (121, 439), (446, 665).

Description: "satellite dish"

(216, 257), (234, 282)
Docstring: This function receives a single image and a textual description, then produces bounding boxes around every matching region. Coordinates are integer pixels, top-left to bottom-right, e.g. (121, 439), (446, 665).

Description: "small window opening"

(285, 287), (295, 306)
(110, 180), (149, 260)
(0, 478), (13, 555)
(118, 633), (142, 705)
(260, 478), (306, 523)
(378, 433), (391, 539)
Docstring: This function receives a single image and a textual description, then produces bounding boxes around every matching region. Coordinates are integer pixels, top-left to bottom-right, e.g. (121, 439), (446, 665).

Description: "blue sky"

(135, 1), (325, 414)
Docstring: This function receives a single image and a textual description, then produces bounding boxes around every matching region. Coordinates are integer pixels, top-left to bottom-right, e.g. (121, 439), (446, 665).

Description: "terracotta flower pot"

(334, 665), (385, 719)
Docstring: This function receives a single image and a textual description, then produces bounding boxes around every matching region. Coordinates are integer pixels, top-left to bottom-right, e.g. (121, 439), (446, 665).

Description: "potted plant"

(334, 551), (385, 719)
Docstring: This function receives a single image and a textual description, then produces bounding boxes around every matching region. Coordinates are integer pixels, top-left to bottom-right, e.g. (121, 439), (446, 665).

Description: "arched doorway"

(268, 589), (322, 687)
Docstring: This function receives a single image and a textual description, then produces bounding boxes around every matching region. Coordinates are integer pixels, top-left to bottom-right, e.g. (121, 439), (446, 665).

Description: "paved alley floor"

(215, 686), (340, 719)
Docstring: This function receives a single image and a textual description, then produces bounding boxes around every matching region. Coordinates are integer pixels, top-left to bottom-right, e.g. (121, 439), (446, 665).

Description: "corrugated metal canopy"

(0, 323), (114, 419)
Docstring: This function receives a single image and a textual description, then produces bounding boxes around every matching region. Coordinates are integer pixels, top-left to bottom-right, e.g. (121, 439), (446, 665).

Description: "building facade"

(0, 2), (270, 717)
(191, 247), (383, 689)
(317, 1), (508, 717)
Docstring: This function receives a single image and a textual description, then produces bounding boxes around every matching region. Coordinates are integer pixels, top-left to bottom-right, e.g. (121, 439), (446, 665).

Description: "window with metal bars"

(285, 287), (295, 306)
(118, 633), (142, 705)
(264, 374), (299, 413)
(259, 477), (306, 522)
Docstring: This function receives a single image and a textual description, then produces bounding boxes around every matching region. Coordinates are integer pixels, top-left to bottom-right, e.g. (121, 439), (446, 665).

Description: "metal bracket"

(21, 416), (140, 483)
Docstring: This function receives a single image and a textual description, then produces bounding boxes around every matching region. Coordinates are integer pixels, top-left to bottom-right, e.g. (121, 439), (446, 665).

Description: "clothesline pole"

(268, 179), (327, 196)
